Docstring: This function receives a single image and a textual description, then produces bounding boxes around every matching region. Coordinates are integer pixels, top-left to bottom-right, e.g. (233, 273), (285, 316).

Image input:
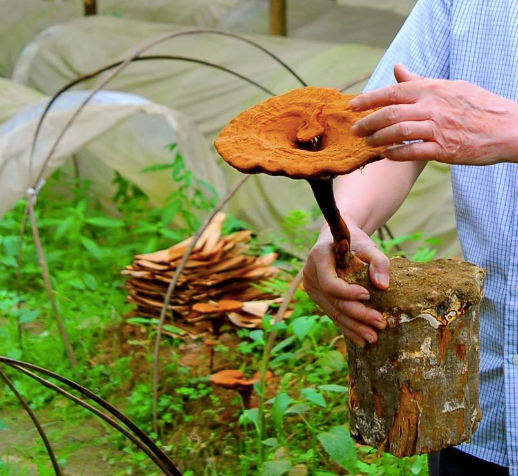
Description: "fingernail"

(359, 292), (370, 300)
(351, 123), (359, 134)
(376, 273), (389, 288)
(349, 98), (360, 110)
(373, 319), (386, 330)
(363, 333), (376, 344)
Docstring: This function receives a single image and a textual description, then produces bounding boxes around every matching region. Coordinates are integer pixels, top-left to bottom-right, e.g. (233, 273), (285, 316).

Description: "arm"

(304, 0), (452, 347)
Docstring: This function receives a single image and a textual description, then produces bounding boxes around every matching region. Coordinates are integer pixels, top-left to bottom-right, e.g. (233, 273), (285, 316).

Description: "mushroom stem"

(238, 388), (254, 409)
(308, 177), (351, 268)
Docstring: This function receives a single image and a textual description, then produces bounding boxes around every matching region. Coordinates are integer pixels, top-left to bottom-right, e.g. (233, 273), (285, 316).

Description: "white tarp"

(0, 0), (414, 77)
(0, 79), (227, 218)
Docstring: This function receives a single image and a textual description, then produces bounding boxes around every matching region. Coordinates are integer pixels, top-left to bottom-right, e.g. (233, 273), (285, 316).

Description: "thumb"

(394, 63), (423, 83)
(353, 242), (390, 290)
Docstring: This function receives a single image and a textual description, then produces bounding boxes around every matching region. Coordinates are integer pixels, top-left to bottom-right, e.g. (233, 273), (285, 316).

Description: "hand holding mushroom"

(350, 64), (518, 165)
(215, 86), (388, 344)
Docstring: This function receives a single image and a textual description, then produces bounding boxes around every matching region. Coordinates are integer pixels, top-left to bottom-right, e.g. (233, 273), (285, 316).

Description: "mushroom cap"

(215, 87), (385, 180)
(210, 370), (273, 390)
(210, 370), (246, 389)
(192, 300), (243, 314)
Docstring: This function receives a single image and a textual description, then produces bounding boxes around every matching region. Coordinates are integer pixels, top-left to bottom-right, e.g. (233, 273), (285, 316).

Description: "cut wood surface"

(340, 257), (486, 457)
(121, 213), (291, 337)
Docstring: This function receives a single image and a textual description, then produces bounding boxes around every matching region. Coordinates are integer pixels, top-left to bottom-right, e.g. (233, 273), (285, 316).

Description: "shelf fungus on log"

(342, 258), (486, 457)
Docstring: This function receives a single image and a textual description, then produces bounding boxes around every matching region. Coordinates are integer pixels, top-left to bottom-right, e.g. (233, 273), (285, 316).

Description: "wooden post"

(84, 0), (97, 16)
(270, 0), (287, 36)
(340, 258), (486, 456)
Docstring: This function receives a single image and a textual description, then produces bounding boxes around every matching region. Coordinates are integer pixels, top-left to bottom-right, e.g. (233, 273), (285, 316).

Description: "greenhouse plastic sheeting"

(8, 16), (459, 256)
(0, 0), (414, 77)
(0, 79), (227, 219)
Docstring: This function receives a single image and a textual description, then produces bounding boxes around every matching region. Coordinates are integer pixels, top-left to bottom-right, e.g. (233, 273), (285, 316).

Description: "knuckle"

(399, 123), (413, 138)
(386, 106), (399, 123)
(387, 89), (400, 103)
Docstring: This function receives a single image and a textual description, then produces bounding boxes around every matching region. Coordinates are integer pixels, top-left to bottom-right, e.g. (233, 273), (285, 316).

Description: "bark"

(340, 258), (486, 457)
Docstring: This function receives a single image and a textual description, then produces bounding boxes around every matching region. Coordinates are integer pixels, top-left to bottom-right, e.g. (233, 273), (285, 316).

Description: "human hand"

(303, 226), (389, 347)
(350, 64), (518, 165)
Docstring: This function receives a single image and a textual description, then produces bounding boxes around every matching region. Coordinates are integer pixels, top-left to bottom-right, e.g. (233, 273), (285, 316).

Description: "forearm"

(334, 159), (426, 235)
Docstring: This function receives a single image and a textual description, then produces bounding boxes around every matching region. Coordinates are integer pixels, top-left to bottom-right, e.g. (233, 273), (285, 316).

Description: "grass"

(0, 151), (432, 475)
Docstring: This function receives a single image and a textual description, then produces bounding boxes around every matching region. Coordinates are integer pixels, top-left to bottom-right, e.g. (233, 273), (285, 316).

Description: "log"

(340, 258), (486, 457)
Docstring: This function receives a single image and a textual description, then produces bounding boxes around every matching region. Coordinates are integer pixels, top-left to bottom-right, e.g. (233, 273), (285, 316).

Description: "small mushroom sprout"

(210, 370), (273, 409)
(215, 87), (384, 269)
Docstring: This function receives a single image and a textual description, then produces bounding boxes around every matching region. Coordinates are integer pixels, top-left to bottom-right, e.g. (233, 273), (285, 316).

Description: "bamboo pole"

(270, 0), (287, 36)
(84, 0), (97, 16)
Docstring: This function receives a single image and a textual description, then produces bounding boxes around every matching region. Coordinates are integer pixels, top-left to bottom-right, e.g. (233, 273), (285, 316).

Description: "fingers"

(349, 83), (418, 111)
(394, 63), (423, 83)
(366, 120), (436, 147)
(310, 244), (371, 301)
(351, 105), (427, 138)
(382, 141), (444, 162)
(353, 242), (390, 290)
(316, 294), (385, 347)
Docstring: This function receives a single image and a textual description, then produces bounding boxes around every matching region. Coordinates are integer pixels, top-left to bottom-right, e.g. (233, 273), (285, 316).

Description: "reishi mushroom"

(210, 369), (273, 409)
(215, 86), (384, 269)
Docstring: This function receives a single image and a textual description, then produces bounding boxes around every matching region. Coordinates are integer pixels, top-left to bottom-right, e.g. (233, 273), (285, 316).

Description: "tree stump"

(339, 258), (486, 457)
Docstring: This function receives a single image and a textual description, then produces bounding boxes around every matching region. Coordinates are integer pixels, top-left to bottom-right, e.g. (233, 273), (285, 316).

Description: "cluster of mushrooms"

(122, 212), (284, 338)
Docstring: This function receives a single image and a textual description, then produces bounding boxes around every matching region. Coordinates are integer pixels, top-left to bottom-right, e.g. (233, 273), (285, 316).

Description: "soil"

(341, 257), (486, 326)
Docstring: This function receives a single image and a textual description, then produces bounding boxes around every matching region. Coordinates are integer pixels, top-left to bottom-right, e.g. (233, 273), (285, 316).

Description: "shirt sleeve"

(364, 0), (452, 92)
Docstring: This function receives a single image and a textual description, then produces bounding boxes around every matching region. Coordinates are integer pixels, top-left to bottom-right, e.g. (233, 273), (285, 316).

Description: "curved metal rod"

(29, 27), (305, 185)
(163, 29), (307, 87)
(0, 367), (63, 475)
(0, 357), (181, 476)
(5, 363), (174, 476)
(29, 54), (276, 185)
(152, 174), (250, 433)
(338, 71), (373, 92)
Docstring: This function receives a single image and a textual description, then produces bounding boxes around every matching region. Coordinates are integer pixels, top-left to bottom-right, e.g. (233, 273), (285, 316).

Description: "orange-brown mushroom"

(210, 370), (273, 408)
(215, 86), (383, 269)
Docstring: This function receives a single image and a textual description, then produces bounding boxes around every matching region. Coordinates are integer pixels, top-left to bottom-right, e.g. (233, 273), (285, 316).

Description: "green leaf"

(163, 324), (185, 335)
(0, 418), (8, 430)
(141, 163), (175, 173)
(127, 317), (151, 326)
(260, 460), (292, 476)
(262, 437), (279, 448)
(317, 384), (348, 393)
(271, 336), (295, 355)
(291, 315), (318, 342)
(317, 426), (357, 473)
(85, 216), (125, 228)
(301, 388), (327, 408)
(55, 215), (76, 239)
(317, 350), (344, 373)
(160, 200), (182, 225)
(79, 236), (103, 260)
(19, 310), (40, 324)
(160, 228), (186, 242)
(249, 329), (265, 343)
(68, 277), (85, 290)
(411, 456), (427, 475)
(6, 348), (22, 360)
(271, 353), (296, 366)
(285, 403), (309, 415)
(82, 273), (98, 291)
(239, 408), (259, 434)
(271, 393), (292, 434)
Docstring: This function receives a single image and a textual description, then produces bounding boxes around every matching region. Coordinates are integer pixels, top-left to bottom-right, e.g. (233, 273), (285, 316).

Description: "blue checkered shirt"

(364, 0), (518, 473)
